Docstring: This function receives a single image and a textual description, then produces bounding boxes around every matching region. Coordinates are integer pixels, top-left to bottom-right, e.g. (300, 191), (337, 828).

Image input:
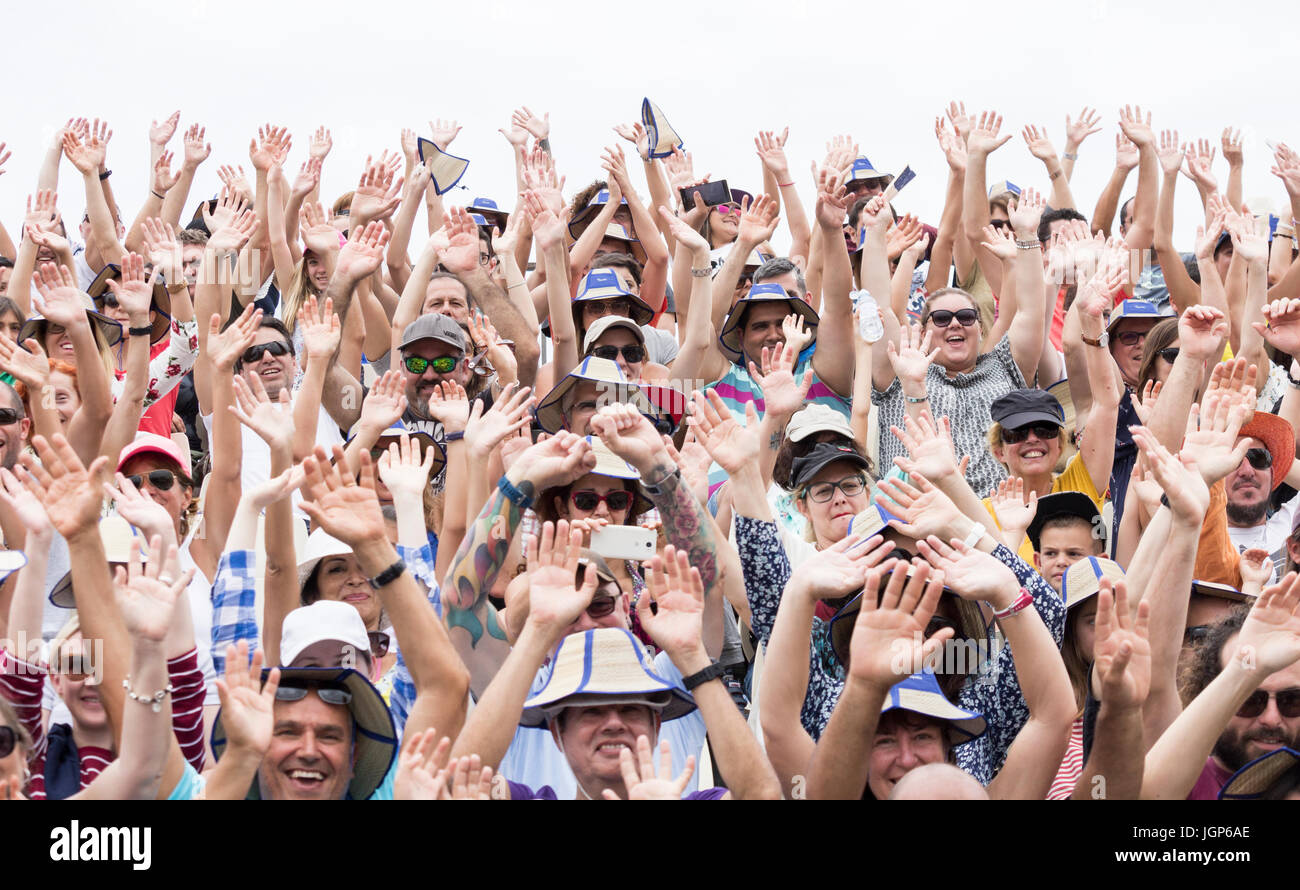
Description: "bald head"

(888, 763), (988, 800)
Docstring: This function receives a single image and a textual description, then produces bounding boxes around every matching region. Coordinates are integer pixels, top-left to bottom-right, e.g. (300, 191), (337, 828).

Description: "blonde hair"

(987, 422), (1067, 469)
(278, 254), (322, 337)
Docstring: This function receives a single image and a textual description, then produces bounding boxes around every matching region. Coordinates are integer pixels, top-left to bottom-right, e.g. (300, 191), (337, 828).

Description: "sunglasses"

(0, 725), (14, 759)
(127, 469), (179, 492)
(0, 407), (24, 426)
(715, 203), (742, 215)
(570, 489), (633, 512)
(403, 355), (459, 375)
(100, 293), (120, 309)
(275, 683), (353, 706)
(583, 298), (631, 318)
(990, 219), (1012, 232)
(644, 413), (676, 435)
(1245, 448), (1273, 471)
(1158, 347), (1179, 364)
(368, 631), (391, 659)
(585, 594), (618, 619)
(1237, 688), (1300, 719)
(591, 344), (646, 364)
(1000, 423), (1061, 444)
(240, 341), (292, 366)
(804, 474), (867, 504)
(1114, 330), (1147, 347)
(927, 308), (979, 328)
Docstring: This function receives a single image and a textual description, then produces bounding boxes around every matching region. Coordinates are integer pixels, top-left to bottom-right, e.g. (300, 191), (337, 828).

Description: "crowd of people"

(0, 99), (1299, 802)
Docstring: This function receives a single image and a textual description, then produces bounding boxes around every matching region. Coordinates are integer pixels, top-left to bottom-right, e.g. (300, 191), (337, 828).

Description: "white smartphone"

(589, 525), (658, 562)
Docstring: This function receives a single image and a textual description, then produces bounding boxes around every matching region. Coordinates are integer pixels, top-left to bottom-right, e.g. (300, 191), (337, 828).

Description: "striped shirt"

(872, 333), (1024, 500)
(0, 647), (208, 798)
(1047, 716), (1084, 800)
(707, 346), (851, 494)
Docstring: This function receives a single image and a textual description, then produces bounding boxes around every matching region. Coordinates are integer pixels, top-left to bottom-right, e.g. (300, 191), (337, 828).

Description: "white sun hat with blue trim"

(571, 268), (655, 327)
(1219, 746), (1300, 799)
(520, 627), (696, 727)
(641, 98), (684, 159)
(1061, 556), (1126, 610)
(881, 670), (986, 744)
(848, 155), (894, 185)
(988, 180), (1021, 208)
(465, 196), (507, 228)
(417, 138), (469, 195)
(569, 188), (630, 238)
(1106, 299), (1171, 331)
(717, 280), (819, 363)
(534, 355), (640, 434)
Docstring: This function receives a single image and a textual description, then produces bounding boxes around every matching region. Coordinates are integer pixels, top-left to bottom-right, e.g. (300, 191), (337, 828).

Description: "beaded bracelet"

(123, 677), (174, 713)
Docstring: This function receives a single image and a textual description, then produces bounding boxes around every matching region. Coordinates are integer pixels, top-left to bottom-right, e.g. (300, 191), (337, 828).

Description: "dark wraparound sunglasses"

(1001, 423), (1062, 444)
(570, 490), (633, 512)
(927, 308), (979, 328)
(591, 344), (646, 364)
(275, 683), (352, 705)
(1245, 448), (1273, 471)
(241, 340), (292, 366)
(1237, 688), (1300, 719)
(1158, 347), (1179, 364)
(0, 725), (15, 759)
(128, 470), (179, 492)
(0, 408), (24, 426)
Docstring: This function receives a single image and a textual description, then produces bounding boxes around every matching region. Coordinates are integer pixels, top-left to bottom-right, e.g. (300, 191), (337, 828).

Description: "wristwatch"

(682, 662), (728, 691)
(1081, 331), (1109, 349)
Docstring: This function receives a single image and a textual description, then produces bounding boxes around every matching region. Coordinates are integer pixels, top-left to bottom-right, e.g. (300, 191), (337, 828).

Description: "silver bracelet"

(123, 676), (174, 713)
(904, 394), (928, 403)
(690, 267), (712, 278)
(1014, 239), (1040, 250)
(1063, 151), (1078, 161)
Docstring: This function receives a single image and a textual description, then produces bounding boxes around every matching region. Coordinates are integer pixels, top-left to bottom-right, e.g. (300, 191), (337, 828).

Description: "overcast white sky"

(4, 0), (1292, 252)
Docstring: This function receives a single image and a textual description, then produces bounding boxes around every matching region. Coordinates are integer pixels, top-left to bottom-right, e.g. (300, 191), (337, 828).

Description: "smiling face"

(119, 453), (191, 530)
(867, 710), (950, 800)
(401, 338), (467, 417)
(994, 423), (1064, 480)
(740, 301), (792, 366)
(794, 459), (870, 547)
(707, 203), (741, 245)
(1214, 648), (1300, 770)
(551, 703), (660, 797)
(259, 693), (356, 800)
(553, 472), (633, 527)
(923, 292), (981, 373)
(0, 388), (30, 470)
(1108, 318), (1156, 387)
(312, 554), (381, 630)
(590, 328), (644, 380)
(305, 251), (330, 292)
(48, 369), (80, 427)
(43, 323), (76, 363)
(51, 633), (109, 734)
(238, 328), (297, 401)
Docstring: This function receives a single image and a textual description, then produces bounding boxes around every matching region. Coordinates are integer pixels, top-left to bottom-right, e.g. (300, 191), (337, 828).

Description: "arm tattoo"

(643, 463), (719, 598)
(442, 481), (532, 646)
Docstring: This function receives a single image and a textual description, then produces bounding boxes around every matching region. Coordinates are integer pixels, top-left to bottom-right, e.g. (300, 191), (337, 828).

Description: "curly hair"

(1180, 604), (1250, 704)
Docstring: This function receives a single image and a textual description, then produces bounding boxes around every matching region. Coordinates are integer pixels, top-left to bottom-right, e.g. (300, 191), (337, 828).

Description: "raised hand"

(350, 154), (403, 224)
(688, 389), (759, 476)
(849, 559), (953, 688)
(32, 262), (91, 329)
(1181, 138), (1218, 191)
(613, 121), (651, 161)
(520, 146), (566, 213)
(945, 101), (973, 144)
(1239, 548), (1275, 595)
(62, 119), (111, 174)
(464, 383), (533, 461)
(988, 476), (1038, 545)
(522, 189), (569, 252)
(423, 380), (471, 435)
(394, 728), (453, 801)
(336, 220), (390, 283)
(1221, 127), (1244, 168)
(107, 252), (157, 328)
(208, 206), (259, 254)
(1092, 578), (1152, 709)
(1117, 104), (1155, 148)
(299, 202), (340, 257)
(934, 117), (967, 172)
(1234, 573), (1300, 676)
(525, 520), (598, 632)
(1021, 124), (1058, 163)
(299, 293), (341, 362)
(886, 324), (939, 389)
(1157, 130), (1184, 176)
(248, 124), (291, 172)
(602, 736), (694, 801)
(796, 533), (896, 601)
(874, 473), (966, 544)
(435, 206), (484, 275)
(214, 642), (279, 756)
(508, 431), (595, 490)
(657, 204), (709, 254)
(966, 110), (1013, 156)
(208, 305), (262, 372)
(103, 471), (179, 542)
(428, 119), (462, 151)
(358, 369), (408, 436)
(1271, 145), (1300, 199)
(1227, 211), (1268, 265)
(663, 147), (701, 191)
(141, 217), (182, 285)
(441, 755), (496, 800)
(182, 123), (210, 168)
(1252, 298), (1300, 360)
(980, 223), (1016, 262)
(1009, 186), (1046, 239)
(885, 213), (925, 261)
(1169, 396), (1250, 487)
(113, 536), (192, 644)
(589, 402), (666, 474)
(298, 445), (388, 546)
(600, 143), (633, 196)
(1065, 107), (1102, 149)
(24, 189), (60, 234)
(1115, 133), (1139, 172)
(149, 111), (180, 148)
(811, 164), (849, 230)
(0, 336), (51, 390)
(915, 535), (1019, 610)
(467, 310), (517, 384)
(377, 432), (438, 501)
(0, 467), (53, 535)
(152, 150), (181, 195)
(737, 193), (781, 246)
(755, 127), (792, 181)
(890, 409), (961, 482)
(749, 339), (812, 417)
(636, 545), (706, 659)
(511, 106), (550, 142)
(230, 373), (294, 452)
(292, 158), (322, 199)
(216, 165), (253, 205)
(18, 434), (109, 539)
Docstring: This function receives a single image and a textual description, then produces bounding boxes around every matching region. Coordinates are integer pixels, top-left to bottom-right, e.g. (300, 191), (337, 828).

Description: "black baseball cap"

(990, 389), (1065, 431)
(791, 442), (871, 489)
(1026, 491), (1102, 552)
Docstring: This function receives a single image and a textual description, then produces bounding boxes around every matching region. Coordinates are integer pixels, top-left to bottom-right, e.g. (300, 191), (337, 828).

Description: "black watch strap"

(367, 559), (406, 590)
(682, 662), (727, 691)
(128, 325), (154, 338)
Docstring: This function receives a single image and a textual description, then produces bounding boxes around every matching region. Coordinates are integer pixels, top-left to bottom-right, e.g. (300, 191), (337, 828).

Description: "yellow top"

(982, 452), (1104, 562)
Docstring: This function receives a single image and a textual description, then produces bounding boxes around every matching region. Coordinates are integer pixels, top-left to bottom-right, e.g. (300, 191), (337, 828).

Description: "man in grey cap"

(395, 314), (470, 439)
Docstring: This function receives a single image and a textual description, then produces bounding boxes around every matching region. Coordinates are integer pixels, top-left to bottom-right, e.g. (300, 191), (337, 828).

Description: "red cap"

(117, 432), (192, 477)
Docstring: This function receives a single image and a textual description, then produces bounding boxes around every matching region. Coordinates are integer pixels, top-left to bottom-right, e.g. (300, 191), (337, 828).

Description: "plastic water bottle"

(852, 290), (884, 343)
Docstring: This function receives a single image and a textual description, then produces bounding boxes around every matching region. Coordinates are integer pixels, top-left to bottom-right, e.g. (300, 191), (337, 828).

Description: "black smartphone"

(679, 179), (732, 209)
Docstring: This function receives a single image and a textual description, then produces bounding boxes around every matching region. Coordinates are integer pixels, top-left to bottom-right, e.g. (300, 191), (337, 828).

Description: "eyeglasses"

(240, 341), (292, 366)
(0, 407), (24, 426)
(1245, 448), (1273, 471)
(403, 355), (459, 375)
(591, 344), (646, 364)
(804, 474), (867, 504)
(1158, 347), (1179, 364)
(368, 631), (391, 659)
(1114, 330), (1147, 347)
(570, 489), (633, 512)
(0, 725), (15, 759)
(1000, 423), (1062, 445)
(1236, 688), (1300, 719)
(926, 309), (979, 328)
(127, 469), (178, 492)
(275, 683), (353, 706)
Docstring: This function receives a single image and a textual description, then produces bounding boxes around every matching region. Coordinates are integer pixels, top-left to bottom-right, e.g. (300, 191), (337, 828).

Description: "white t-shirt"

(498, 651), (707, 798)
(1227, 492), (1300, 586)
(178, 533), (219, 707)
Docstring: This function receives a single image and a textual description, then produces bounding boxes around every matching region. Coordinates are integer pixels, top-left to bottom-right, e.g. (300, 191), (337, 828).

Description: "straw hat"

(717, 281), (819, 364)
(881, 670), (986, 744)
(1218, 747), (1300, 799)
(534, 355), (639, 434)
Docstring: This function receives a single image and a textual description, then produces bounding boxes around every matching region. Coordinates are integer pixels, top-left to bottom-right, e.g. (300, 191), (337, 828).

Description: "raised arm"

(657, 208), (726, 387)
(1021, 124), (1076, 211)
(63, 121), (126, 269)
(809, 165), (856, 398)
(1116, 105), (1158, 248)
(1091, 135), (1137, 237)
(1154, 131), (1205, 315)
(756, 128), (811, 264)
(961, 109), (1013, 296)
(1005, 189), (1048, 382)
(1061, 107), (1102, 182)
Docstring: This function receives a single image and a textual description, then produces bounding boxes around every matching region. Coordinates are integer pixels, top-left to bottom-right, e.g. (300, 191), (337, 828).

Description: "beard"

(1225, 498), (1268, 526)
(1213, 724), (1298, 771)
